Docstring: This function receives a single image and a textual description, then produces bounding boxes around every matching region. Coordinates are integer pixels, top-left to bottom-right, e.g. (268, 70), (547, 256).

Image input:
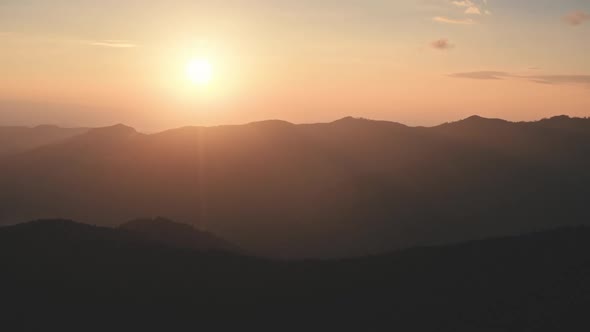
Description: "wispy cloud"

(564, 11), (590, 26)
(81, 40), (138, 48)
(465, 6), (481, 15)
(450, 71), (590, 86)
(0, 32), (137, 48)
(433, 16), (475, 24)
(452, 0), (481, 15)
(450, 71), (510, 80)
(528, 75), (590, 85)
(432, 0), (491, 24)
(431, 38), (454, 50)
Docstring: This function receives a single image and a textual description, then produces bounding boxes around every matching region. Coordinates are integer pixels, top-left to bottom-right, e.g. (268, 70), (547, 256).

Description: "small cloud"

(451, 1), (473, 8)
(465, 6), (482, 15)
(433, 16), (475, 24)
(431, 38), (454, 50)
(452, 0), (481, 15)
(450, 0), (493, 17)
(82, 40), (138, 48)
(564, 11), (590, 26)
(450, 71), (512, 80)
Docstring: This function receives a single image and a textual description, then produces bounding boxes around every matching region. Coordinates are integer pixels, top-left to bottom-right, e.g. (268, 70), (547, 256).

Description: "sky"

(0, 0), (589, 130)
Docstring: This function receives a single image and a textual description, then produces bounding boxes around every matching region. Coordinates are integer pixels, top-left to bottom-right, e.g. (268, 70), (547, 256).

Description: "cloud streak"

(528, 75), (590, 85)
(450, 71), (511, 80)
(82, 40), (138, 48)
(450, 71), (590, 86)
(433, 16), (475, 24)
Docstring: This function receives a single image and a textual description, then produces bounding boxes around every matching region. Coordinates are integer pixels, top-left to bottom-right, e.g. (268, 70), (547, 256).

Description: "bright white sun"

(186, 58), (213, 85)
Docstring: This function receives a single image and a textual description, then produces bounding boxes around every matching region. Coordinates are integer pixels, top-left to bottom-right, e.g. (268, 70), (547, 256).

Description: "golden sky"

(1, 0), (589, 129)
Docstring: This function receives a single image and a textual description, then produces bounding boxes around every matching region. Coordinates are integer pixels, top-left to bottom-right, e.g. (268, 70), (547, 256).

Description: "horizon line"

(3, 114), (589, 133)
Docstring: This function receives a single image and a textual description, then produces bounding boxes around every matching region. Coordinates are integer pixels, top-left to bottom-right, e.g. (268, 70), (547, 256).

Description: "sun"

(186, 58), (213, 85)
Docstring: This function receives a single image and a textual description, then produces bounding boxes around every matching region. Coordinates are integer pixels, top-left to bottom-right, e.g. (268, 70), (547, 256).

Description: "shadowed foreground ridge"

(1, 220), (590, 331)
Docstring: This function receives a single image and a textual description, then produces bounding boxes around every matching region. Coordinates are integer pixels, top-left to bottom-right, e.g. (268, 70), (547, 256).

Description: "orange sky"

(1, 1), (589, 130)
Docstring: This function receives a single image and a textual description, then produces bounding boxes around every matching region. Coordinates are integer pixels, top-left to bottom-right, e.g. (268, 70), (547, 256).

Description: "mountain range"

(1, 115), (589, 258)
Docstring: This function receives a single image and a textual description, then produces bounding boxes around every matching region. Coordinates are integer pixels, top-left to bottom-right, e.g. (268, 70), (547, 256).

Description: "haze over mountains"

(1, 115), (589, 258)
(0, 125), (87, 157)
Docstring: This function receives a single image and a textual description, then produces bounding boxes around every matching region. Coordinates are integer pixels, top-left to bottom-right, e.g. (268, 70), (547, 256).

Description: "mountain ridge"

(2, 221), (590, 331)
(5, 114), (589, 136)
(119, 217), (240, 253)
(1, 218), (238, 254)
(1, 114), (589, 258)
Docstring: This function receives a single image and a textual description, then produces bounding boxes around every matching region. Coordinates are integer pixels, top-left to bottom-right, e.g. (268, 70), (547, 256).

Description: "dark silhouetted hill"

(119, 217), (239, 253)
(1, 220), (590, 331)
(0, 115), (589, 258)
(0, 218), (237, 254)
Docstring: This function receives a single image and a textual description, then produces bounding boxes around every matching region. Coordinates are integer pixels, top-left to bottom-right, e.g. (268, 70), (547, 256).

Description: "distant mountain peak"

(535, 114), (590, 130)
(546, 115), (571, 121)
(333, 116), (371, 123)
(330, 116), (408, 130)
(463, 115), (507, 123)
(437, 115), (509, 129)
(247, 119), (294, 128)
(93, 123), (135, 132)
(464, 115), (486, 121)
(6, 219), (109, 236)
(82, 124), (139, 141)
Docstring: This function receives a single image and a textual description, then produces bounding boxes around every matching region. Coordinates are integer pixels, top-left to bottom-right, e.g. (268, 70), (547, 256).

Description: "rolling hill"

(1, 220), (589, 331)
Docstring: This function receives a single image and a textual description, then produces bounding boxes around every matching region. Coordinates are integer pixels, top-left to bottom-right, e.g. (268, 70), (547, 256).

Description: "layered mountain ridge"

(1, 115), (589, 258)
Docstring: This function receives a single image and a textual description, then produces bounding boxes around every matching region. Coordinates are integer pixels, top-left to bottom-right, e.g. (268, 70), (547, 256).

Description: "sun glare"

(186, 58), (213, 85)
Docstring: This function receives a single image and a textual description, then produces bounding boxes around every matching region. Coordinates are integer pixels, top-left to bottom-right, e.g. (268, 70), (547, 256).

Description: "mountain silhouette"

(81, 123), (139, 140)
(0, 115), (589, 258)
(119, 217), (239, 253)
(0, 218), (237, 254)
(2, 220), (590, 331)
